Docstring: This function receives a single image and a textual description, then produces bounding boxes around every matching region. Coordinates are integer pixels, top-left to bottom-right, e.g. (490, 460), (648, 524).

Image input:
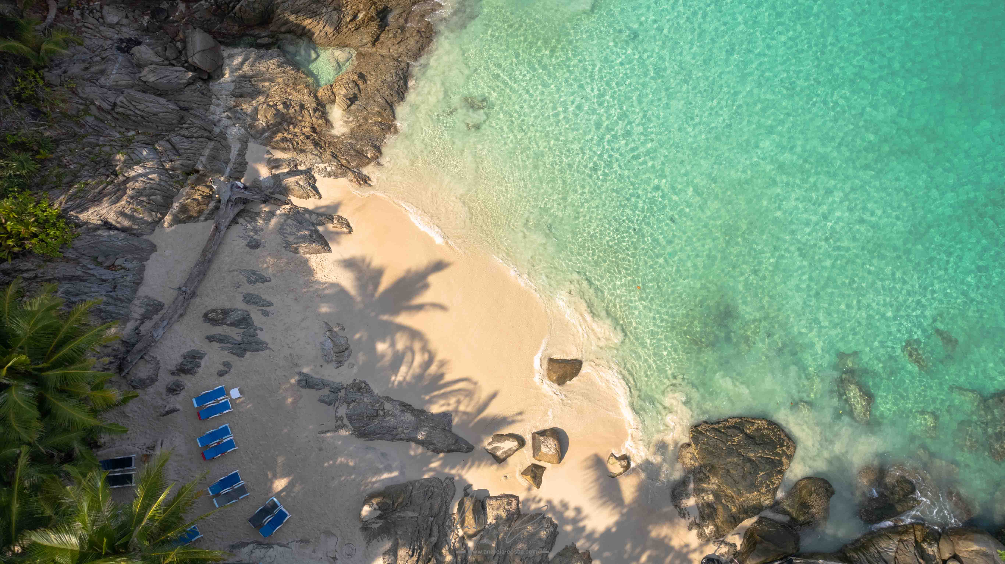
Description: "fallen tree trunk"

(120, 182), (264, 377)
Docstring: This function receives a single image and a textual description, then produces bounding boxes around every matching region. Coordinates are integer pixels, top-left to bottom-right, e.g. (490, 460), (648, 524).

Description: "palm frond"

(38, 390), (101, 430)
(129, 454), (170, 542)
(0, 381), (42, 442)
(0, 278), (23, 324)
(23, 524), (82, 564)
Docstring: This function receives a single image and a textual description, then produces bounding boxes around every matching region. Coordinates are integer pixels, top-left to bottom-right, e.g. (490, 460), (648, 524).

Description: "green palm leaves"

(0, 16), (81, 68)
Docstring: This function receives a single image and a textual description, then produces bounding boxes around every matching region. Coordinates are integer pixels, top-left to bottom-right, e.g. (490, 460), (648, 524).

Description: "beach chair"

(201, 438), (237, 461)
(197, 398), (232, 420)
(248, 497), (281, 529)
(213, 483), (249, 508)
(176, 525), (202, 545)
(259, 508), (290, 538)
(192, 386), (226, 408)
(207, 470), (242, 496)
(106, 473), (135, 488)
(197, 424), (232, 448)
(99, 455), (135, 472)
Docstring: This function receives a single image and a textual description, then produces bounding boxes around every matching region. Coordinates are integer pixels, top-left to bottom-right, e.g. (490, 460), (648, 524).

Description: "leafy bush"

(9, 66), (45, 106)
(1, 131), (53, 196)
(0, 191), (76, 261)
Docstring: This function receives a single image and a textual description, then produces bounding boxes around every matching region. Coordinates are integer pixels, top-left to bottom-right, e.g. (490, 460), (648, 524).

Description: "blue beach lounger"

(99, 455), (135, 472)
(259, 508), (290, 538)
(207, 470), (242, 496)
(198, 398), (232, 420)
(176, 526), (202, 545)
(105, 472), (134, 488)
(197, 424), (232, 448)
(248, 497), (281, 529)
(214, 483), (249, 508)
(192, 386), (226, 408)
(201, 438), (237, 461)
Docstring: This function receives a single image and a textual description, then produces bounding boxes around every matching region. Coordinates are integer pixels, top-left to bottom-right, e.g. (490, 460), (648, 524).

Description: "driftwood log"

(120, 182), (266, 377)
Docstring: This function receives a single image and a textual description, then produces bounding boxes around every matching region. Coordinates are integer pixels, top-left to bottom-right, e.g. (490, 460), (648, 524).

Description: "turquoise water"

(279, 36), (354, 87)
(371, 0), (1005, 542)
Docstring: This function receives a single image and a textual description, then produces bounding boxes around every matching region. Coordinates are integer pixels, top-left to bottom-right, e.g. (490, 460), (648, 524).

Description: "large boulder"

(607, 453), (631, 478)
(840, 524), (940, 564)
(855, 466), (921, 524)
(550, 544), (593, 563)
(185, 28), (223, 73)
(485, 433), (525, 463)
(674, 417), (796, 540)
(737, 517), (799, 564)
(472, 495), (558, 564)
(361, 478), (462, 564)
(457, 491), (487, 539)
(773, 477), (835, 529)
(532, 428), (564, 464)
(939, 528), (1005, 564)
(521, 463), (546, 489)
(546, 358), (583, 385)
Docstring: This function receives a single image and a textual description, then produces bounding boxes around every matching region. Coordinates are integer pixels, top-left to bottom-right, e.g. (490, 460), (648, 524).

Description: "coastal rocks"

(606, 453), (631, 478)
(737, 517), (799, 564)
(485, 433), (525, 463)
(546, 358), (583, 385)
(472, 495), (559, 564)
(902, 339), (928, 371)
(139, 65), (196, 91)
(165, 378), (186, 395)
(321, 321), (351, 367)
(935, 327), (959, 356)
(521, 464), (546, 489)
(217, 361), (233, 377)
(297, 375), (474, 453)
(855, 465), (921, 524)
(277, 205), (333, 255)
(532, 428), (564, 464)
(130, 44), (165, 67)
(673, 417), (796, 540)
(457, 490), (487, 538)
(911, 411), (939, 438)
(185, 28), (223, 73)
(237, 269), (271, 285)
(550, 545), (593, 564)
(772, 477), (835, 530)
(242, 293), (273, 308)
(162, 179), (219, 227)
(360, 478), (460, 564)
(203, 308), (256, 329)
(835, 351), (873, 424)
(206, 330), (269, 357)
(127, 354), (161, 389)
(841, 524), (940, 564)
(939, 528), (1005, 564)
(172, 349), (207, 376)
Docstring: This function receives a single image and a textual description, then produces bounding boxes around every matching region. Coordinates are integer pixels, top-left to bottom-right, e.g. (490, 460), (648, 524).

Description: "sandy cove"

(101, 145), (712, 563)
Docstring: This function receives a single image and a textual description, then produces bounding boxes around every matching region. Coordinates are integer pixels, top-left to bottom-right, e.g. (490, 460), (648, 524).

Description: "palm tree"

(20, 452), (228, 563)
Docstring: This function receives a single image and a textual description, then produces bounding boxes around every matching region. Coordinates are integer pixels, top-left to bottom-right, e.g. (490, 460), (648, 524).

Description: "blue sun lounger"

(201, 438), (237, 461)
(99, 455), (135, 472)
(192, 386), (226, 409)
(214, 483), (249, 508)
(176, 525), (202, 545)
(207, 470), (242, 496)
(197, 398), (232, 421)
(197, 424), (232, 448)
(248, 497), (281, 529)
(259, 508), (290, 538)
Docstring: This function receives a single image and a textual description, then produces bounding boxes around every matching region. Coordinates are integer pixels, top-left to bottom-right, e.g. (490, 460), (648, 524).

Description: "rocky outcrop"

(532, 428), (564, 464)
(606, 453), (631, 478)
(738, 517), (799, 564)
(172, 349), (207, 376)
(485, 433), (525, 463)
(834, 351), (873, 424)
(939, 528), (1005, 564)
(472, 494), (559, 564)
(361, 478), (461, 564)
(855, 465), (921, 524)
(550, 545), (593, 564)
(297, 374), (474, 453)
(320, 321), (351, 367)
(771, 525), (1002, 564)
(772, 477), (835, 529)
(673, 417), (796, 540)
(457, 489), (487, 539)
(546, 358), (583, 385)
(185, 28), (223, 73)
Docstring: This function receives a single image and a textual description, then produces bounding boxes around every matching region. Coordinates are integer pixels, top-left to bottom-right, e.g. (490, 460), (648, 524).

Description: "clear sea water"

(341, 0), (1002, 545)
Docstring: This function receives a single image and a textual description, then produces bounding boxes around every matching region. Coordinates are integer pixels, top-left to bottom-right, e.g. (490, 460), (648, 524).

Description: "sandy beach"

(99, 144), (714, 563)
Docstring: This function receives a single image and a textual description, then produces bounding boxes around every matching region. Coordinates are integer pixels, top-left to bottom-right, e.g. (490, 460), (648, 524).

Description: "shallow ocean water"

(358, 0), (1003, 546)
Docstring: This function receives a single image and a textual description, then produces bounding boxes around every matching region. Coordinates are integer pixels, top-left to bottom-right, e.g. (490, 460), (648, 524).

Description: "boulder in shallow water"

(546, 358), (583, 385)
(673, 417), (796, 540)
(902, 338), (928, 371)
(521, 463), (546, 489)
(855, 466), (921, 524)
(939, 528), (1005, 564)
(485, 433), (525, 463)
(532, 428), (564, 464)
(773, 477), (835, 530)
(737, 517), (799, 564)
(838, 373), (873, 424)
(607, 452), (631, 477)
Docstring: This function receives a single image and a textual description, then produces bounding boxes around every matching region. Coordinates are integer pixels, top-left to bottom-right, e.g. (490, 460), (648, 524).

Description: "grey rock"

(841, 524), (940, 564)
(940, 528), (1005, 564)
(277, 205), (332, 255)
(546, 358), (583, 385)
(127, 354), (160, 389)
(130, 44), (166, 67)
(237, 269), (271, 285)
(160, 402), (181, 416)
(457, 491), (487, 538)
(113, 89), (182, 128)
(173, 349), (207, 375)
(206, 332), (268, 357)
(139, 65), (195, 91)
(102, 4), (126, 24)
(203, 308), (256, 329)
(485, 433), (525, 463)
(165, 378), (186, 395)
(606, 453), (630, 478)
(185, 28), (223, 73)
(296, 376), (473, 453)
(773, 477), (835, 529)
(361, 478), (462, 564)
(737, 517), (799, 564)
(246, 237), (262, 249)
(259, 309), (270, 317)
(532, 428), (563, 464)
(473, 496), (558, 564)
(217, 361), (232, 377)
(321, 321), (351, 367)
(162, 180), (218, 227)
(242, 293), (274, 307)
(550, 545), (593, 564)
(521, 463), (546, 489)
(673, 417), (795, 541)
(838, 373), (873, 424)
(856, 466), (921, 524)
(274, 170), (321, 199)
(485, 494), (521, 524)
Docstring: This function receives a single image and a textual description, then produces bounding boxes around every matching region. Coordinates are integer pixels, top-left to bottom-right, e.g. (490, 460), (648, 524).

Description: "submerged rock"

(532, 428), (564, 464)
(902, 339), (928, 371)
(606, 453), (631, 478)
(737, 517), (799, 564)
(935, 327), (959, 356)
(546, 358), (583, 385)
(838, 373), (874, 424)
(855, 465), (921, 524)
(485, 433), (525, 463)
(773, 477), (835, 529)
(521, 463), (546, 489)
(673, 417), (796, 541)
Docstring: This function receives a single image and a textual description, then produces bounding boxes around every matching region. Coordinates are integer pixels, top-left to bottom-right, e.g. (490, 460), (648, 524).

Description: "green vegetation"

(0, 14), (81, 68)
(0, 281), (225, 562)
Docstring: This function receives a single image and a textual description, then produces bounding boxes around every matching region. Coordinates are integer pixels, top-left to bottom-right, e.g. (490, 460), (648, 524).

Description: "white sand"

(101, 145), (713, 563)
